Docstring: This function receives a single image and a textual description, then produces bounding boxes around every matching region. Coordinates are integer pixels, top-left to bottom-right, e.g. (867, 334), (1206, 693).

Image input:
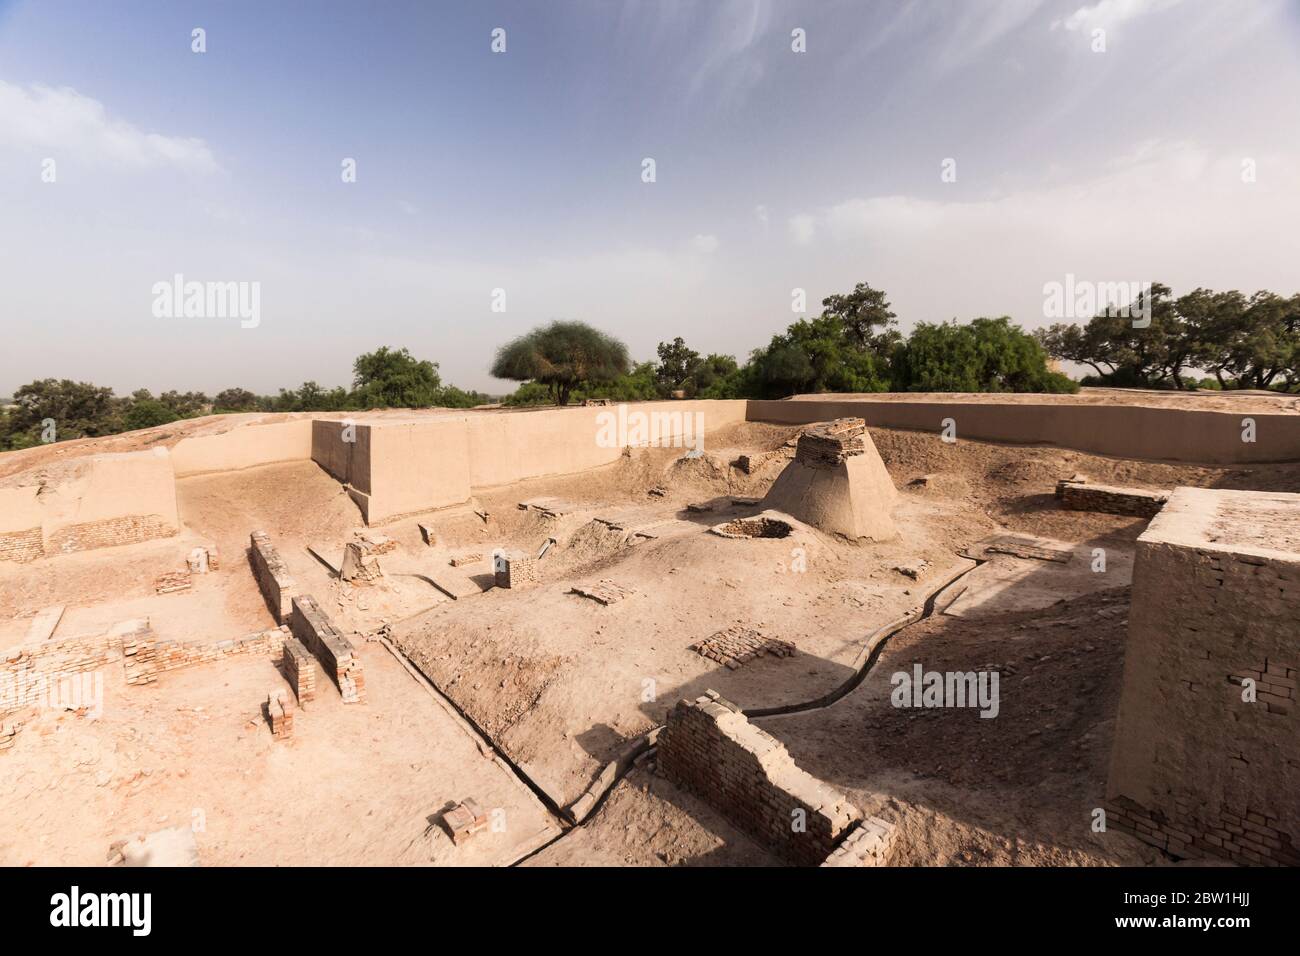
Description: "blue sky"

(3, 0), (1300, 395)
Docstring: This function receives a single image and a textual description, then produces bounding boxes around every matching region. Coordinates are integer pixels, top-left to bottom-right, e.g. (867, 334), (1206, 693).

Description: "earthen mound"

(760, 418), (897, 541)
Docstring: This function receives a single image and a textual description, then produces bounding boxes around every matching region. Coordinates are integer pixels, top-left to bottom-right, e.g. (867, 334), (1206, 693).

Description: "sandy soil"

(0, 640), (558, 866)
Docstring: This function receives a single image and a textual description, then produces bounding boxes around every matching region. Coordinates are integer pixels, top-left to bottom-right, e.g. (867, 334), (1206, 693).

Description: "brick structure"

(266, 692), (294, 739)
(761, 417), (897, 542)
(443, 799), (489, 845)
(290, 595), (365, 703)
(0, 528), (43, 563)
(4, 628), (126, 712)
(820, 816), (898, 867)
(1107, 487), (1300, 866)
(249, 531), (297, 624)
(123, 625), (288, 686)
(283, 637), (317, 704)
(657, 691), (862, 865)
(1056, 477), (1168, 518)
(796, 418), (868, 467)
(494, 552), (539, 590)
(691, 626), (796, 670)
(46, 514), (177, 556)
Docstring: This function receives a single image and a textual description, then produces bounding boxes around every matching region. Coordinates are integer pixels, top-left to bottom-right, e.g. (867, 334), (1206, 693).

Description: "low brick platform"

(691, 626), (796, 670)
(249, 531), (297, 624)
(1107, 487), (1300, 866)
(290, 595), (366, 704)
(657, 691), (862, 865)
(1056, 477), (1168, 518)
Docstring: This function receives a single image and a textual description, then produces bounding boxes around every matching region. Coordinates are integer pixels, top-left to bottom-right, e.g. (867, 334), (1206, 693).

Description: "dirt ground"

(5, 406), (1300, 866)
(0, 640), (558, 866)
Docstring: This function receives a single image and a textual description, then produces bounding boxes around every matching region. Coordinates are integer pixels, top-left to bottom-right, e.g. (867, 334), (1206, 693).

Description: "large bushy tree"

(491, 321), (630, 406)
(894, 317), (1076, 393)
(352, 346), (443, 409)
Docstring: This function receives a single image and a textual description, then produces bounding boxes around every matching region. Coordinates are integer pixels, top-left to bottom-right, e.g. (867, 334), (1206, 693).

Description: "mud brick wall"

(283, 637), (317, 703)
(2, 632), (124, 716)
(1055, 480), (1167, 518)
(657, 692), (862, 865)
(0, 528), (43, 563)
(46, 515), (177, 555)
(494, 554), (539, 589)
(249, 531), (297, 624)
(1107, 488), (1300, 866)
(124, 625), (288, 685)
(290, 595), (365, 703)
(821, 816), (898, 867)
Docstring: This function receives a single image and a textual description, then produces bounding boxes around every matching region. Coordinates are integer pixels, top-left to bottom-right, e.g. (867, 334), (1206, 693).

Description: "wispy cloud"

(1053, 0), (1185, 33)
(0, 80), (220, 173)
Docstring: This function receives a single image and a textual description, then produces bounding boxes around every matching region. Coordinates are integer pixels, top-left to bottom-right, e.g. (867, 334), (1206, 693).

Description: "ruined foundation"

(656, 691), (864, 865)
(760, 418), (897, 541)
(249, 531), (297, 625)
(1106, 487), (1300, 865)
(290, 595), (366, 704)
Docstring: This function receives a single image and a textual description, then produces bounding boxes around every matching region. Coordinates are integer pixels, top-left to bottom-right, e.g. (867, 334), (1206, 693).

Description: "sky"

(2, 0), (1299, 396)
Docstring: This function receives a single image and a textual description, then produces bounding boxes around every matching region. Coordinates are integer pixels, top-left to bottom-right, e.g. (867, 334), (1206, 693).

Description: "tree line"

(492, 282), (1075, 405)
(1035, 283), (1300, 390)
(0, 346), (490, 450)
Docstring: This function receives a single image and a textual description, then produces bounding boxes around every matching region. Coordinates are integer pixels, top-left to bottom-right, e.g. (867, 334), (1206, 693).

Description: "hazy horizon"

(4, 0), (1300, 397)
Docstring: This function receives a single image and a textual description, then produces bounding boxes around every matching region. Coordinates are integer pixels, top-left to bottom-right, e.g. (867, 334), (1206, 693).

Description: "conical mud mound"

(761, 418), (897, 541)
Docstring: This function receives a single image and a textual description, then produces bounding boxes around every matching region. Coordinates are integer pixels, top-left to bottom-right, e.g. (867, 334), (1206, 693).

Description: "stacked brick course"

(1107, 487), (1300, 866)
(123, 625), (288, 686)
(283, 637), (317, 704)
(1055, 478), (1168, 518)
(249, 531), (297, 624)
(657, 691), (862, 865)
(47, 515), (177, 555)
(266, 692), (294, 739)
(0, 528), (43, 563)
(691, 626), (796, 669)
(290, 595), (365, 703)
(796, 418), (867, 467)
(820, 816), (898, 867)
(494, 553), (539, 589)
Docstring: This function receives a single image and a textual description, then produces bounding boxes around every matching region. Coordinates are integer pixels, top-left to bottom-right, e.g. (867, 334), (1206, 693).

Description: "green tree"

(490, 321), (630, 406)
(819, 282), (899, 355)
(124, 398), (181, 430)
(749, 313), (889, 398)
(655, 337), (703, 395)
(213, 387), (259, 412)
(352, 346), (443, 409)
(895, 317), (1076, 393)
(7, 378), (119, 443)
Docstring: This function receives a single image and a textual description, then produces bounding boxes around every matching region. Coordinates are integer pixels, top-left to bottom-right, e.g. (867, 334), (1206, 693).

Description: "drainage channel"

(384, 557), (985, 865)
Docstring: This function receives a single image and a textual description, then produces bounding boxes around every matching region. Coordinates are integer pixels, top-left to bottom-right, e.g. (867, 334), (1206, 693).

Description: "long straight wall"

(747, 398), (1300, 464)
(309, 401), (748, 524)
